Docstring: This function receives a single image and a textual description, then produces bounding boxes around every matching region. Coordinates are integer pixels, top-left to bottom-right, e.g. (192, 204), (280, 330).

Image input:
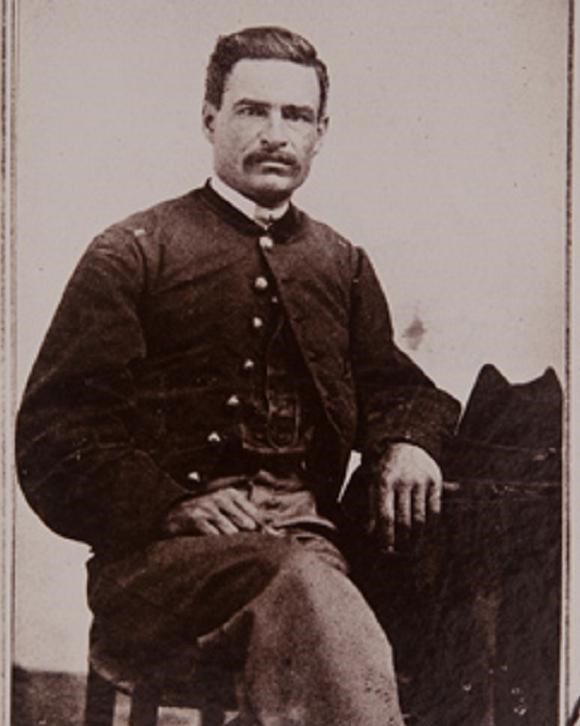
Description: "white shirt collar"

(210, 176), (290, 227)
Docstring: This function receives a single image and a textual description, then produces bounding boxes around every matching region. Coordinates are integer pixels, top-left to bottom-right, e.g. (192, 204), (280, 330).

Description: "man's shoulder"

(104, 187), (207, 240)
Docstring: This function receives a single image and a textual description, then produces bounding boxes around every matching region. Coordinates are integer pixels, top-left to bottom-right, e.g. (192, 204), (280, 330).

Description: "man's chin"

(246, 179), (297, 207)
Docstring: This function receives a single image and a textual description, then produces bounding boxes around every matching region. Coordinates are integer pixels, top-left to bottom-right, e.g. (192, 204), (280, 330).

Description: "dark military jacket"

(16, 184), (459, 553)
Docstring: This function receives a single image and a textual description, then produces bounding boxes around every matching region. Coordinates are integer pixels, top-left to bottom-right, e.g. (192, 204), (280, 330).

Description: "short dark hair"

(205, 26), (329, 119)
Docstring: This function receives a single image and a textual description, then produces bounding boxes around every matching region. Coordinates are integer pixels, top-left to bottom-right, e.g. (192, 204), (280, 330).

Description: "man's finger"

(194, 520), (221, 536)
(396, 487), (412, 530)
(412, 485), (427, 524)
(209, 511), (240, 535)
(219, 498), (260, 531)
(377, 484), (396, 550)
(196, 503), (241, 535)
(428, 479), (443, 515)
(227, 488), (265, 524)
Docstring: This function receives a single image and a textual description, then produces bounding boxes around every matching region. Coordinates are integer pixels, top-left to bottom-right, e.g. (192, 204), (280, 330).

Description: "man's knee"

(267, 546), (349, 604)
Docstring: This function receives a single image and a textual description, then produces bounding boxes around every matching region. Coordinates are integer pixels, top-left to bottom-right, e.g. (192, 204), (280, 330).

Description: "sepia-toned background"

(11, 0), (575, 720)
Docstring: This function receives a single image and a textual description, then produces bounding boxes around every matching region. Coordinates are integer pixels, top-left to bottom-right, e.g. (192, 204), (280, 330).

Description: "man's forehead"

(223, 58), (321, 108)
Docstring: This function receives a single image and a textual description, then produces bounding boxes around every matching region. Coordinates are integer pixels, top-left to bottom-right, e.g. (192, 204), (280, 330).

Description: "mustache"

(244, 151), (298, 168)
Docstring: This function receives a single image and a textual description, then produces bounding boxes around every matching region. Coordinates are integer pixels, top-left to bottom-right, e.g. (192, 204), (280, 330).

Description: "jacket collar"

(199, 180), (303, 243)
(209, 176), (289, 225)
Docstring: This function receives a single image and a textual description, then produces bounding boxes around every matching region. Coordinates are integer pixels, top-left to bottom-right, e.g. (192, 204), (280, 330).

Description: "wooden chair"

(84, 639), (237, 726)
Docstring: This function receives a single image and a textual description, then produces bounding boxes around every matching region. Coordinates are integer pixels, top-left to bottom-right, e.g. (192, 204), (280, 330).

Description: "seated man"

(16, 26), (459, 725)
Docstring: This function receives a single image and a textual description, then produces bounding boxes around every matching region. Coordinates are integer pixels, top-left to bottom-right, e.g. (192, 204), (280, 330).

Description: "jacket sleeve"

(15, 228), (189, 551)
(350, 247), (460, 463)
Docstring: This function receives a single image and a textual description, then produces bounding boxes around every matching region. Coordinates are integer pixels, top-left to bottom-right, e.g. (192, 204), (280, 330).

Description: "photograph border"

(1, 1), (577, 723)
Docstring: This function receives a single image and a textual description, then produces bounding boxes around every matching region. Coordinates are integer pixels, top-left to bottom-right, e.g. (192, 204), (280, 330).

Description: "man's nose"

(259, 111), (288, 147)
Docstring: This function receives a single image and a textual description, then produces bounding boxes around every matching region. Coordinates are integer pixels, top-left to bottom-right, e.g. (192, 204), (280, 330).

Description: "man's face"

(203, 59), (328, 207)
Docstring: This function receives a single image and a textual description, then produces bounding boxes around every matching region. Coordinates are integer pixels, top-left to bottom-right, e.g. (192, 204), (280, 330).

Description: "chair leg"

(199, 705), (227, 726)
(129, 683), (160, 726)
(85, 666), (116, 726)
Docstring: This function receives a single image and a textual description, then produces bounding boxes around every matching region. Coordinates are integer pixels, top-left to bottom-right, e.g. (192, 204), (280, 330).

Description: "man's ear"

(313, 115), (329, 156)
(202, 101), (218, 143)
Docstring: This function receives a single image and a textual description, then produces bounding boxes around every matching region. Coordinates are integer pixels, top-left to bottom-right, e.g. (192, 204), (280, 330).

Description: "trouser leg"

(87, 533), (404, 726)
(224, 542), (404, 726)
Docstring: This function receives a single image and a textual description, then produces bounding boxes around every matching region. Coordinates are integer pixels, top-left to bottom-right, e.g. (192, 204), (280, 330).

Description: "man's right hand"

(162, 477), (265, 536)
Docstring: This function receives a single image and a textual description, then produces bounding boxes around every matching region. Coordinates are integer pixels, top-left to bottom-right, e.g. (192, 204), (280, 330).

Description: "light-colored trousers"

(87, 530), (405, 726)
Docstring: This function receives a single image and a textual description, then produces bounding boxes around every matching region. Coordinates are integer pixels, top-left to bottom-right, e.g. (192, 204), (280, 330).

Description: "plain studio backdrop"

(12, 0), (575, 711)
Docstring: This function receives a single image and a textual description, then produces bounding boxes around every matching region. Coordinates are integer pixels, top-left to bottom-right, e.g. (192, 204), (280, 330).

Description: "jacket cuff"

(362, 387), (461, 464)
(23, 448), (191, 554)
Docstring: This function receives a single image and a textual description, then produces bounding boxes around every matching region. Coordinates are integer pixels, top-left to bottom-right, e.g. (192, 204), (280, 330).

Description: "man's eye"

(239, 106), (266, 117)
(284, 109), (314, 123)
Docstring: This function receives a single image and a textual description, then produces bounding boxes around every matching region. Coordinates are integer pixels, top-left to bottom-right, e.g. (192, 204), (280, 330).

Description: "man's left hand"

(368, 442), (442, 552)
